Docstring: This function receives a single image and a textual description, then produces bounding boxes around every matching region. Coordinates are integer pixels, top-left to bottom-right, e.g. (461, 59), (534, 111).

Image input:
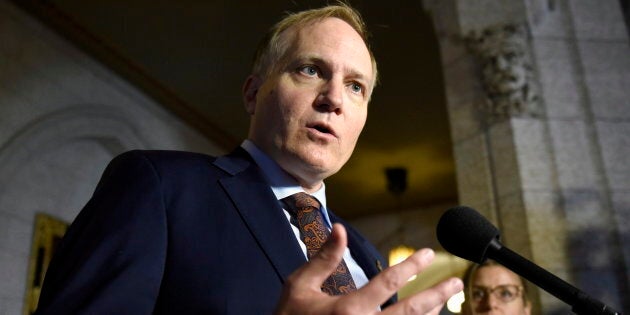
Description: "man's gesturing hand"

(274, 223), (463, 315)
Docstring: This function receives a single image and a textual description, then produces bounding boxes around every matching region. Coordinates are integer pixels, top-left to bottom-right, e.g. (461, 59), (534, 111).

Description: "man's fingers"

(279, 239), (464, 315)
(343, 248), (436, 310)
(285, 223), (347, 291)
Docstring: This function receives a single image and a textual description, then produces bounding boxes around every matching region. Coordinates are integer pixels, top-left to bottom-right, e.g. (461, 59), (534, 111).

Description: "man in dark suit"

(36, 3), (462, 315)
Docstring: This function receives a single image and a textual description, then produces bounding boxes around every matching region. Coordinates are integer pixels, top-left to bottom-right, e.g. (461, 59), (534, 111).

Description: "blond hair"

(251, 3), (378, 86)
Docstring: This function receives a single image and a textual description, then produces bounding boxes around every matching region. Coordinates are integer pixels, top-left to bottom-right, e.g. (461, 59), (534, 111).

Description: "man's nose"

(315, 80), (344, 114)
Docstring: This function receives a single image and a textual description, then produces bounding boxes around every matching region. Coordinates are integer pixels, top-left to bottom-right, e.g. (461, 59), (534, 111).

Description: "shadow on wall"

(524, 226), (627, 314)
(567, 227), (628, 312)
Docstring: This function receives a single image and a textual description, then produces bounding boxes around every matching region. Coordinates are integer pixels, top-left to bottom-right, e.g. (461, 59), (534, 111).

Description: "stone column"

(423, 0), (629, 313)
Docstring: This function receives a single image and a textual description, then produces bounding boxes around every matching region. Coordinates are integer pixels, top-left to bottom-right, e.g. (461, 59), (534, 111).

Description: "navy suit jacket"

(35, 149), (394, 314)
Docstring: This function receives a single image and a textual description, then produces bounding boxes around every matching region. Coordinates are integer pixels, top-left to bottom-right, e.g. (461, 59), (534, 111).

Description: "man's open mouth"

(309, 123), (335, 137)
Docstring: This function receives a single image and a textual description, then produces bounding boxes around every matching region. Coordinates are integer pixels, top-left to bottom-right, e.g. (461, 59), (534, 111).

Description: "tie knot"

(281, 192), (321, 215)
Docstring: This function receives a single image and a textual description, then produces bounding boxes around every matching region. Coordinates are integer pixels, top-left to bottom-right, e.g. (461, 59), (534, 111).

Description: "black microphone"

(436, 206), (621, 315)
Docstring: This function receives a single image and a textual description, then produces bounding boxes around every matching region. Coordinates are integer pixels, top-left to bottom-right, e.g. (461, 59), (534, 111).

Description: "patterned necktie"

(281, 192), (357, 295)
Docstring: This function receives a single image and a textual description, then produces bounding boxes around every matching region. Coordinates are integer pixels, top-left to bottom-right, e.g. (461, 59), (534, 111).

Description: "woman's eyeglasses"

(471, 285), (523, 303)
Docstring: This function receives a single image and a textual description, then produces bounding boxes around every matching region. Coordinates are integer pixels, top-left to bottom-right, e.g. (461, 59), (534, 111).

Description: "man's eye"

(350, 82), (363, 94)
(299, 65), (318, 76)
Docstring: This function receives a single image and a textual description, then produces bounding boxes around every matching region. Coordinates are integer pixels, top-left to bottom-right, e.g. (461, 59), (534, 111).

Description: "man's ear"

(243, 75), (262, 115)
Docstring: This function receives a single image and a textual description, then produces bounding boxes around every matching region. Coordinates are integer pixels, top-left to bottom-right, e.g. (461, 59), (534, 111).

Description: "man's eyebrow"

(345, 68), (369, 83)
(292, 54), (323, 64)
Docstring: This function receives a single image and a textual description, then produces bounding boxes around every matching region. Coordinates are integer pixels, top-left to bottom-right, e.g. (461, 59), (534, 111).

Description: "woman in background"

(462, 260), (532, 315)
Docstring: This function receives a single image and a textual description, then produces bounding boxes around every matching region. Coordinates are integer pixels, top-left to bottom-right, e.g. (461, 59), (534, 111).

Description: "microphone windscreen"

(436, 206), (500, 263)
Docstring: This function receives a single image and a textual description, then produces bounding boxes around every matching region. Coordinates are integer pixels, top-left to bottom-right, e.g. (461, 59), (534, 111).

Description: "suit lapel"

(329, 212), (383, 280)
(214, 149), (306, 283)
(330, 212), (397, 307)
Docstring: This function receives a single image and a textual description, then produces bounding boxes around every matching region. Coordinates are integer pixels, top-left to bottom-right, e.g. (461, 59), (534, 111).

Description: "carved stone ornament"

(466, 24), (541, 123)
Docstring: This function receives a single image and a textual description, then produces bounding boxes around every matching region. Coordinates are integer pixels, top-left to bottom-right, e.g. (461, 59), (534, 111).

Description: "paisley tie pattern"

(281, 192), (357, 295)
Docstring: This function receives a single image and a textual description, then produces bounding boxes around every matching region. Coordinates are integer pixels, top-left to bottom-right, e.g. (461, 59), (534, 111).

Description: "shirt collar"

(241, 140), (329, 212)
